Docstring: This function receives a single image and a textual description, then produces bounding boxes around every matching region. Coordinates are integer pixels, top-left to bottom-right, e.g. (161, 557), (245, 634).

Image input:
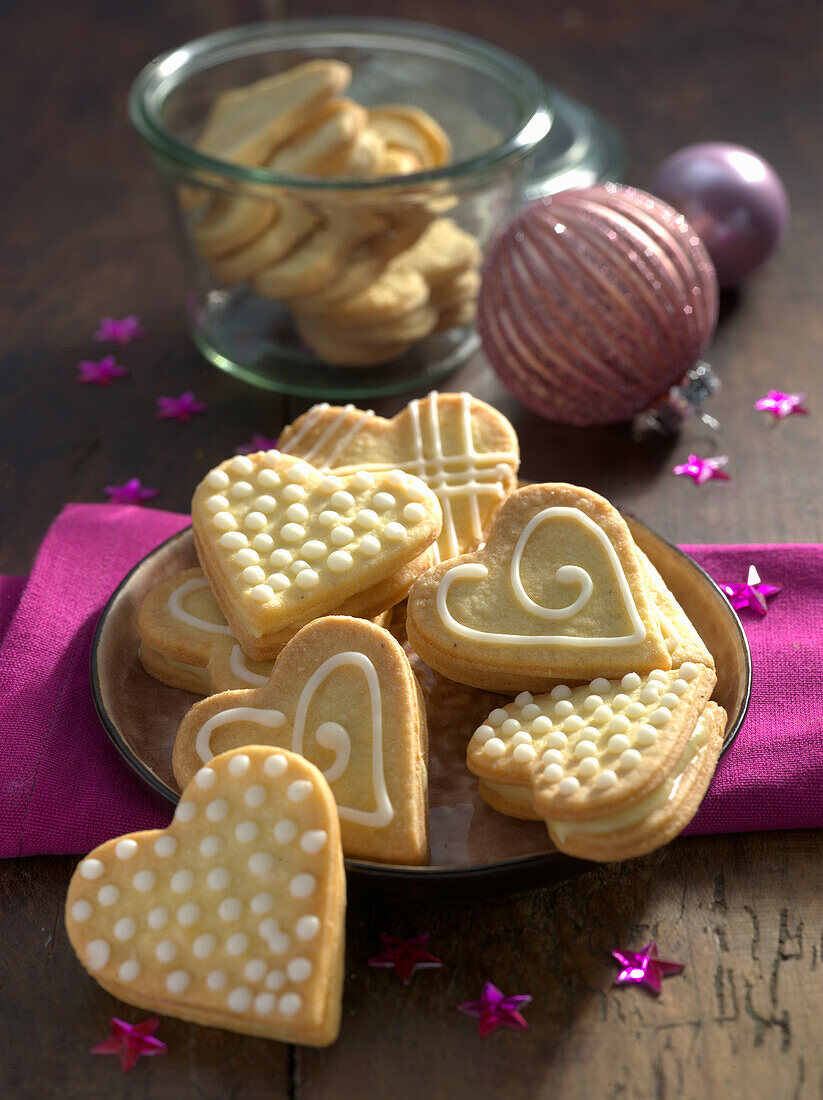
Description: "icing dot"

(219, 532), (247, 549)
(274, 819), (298, 844)
(207, 867), (231, 891)
(263, 754), (288, 777)
(147, 907), (168, 929)
(268, 574), (290, 592)
(546, 731), (568, 749)
(253, 533), (275, 551)
(97, 885), (120, 907)
(511, 731), (532, 746)
(207, 469), (230, 490)
(301, 540), (326, 560)
(543, 763), (564, 783)
(592, 705), (613, 724)
(373, 492), (395, 510)
(251, 583), (275, 602)
(319, 510), (339, 526)
(289, 559), (310, 575)
(330, 526), (355, 547)
(80, 858), (105, 880)
(482, 738), (506, 758)
(199, 835), (223, 858)
(245, 958), (268, 982)
(403, 503), (426, 523)
(115, 839), (138, 860)
(406, 481), (427, 501)
(295, 569), (319, 589)
(670, 678), (689, 695)
(244, 785), (267, 808)
(255, 495), (278, 513)
(219, 898), (243, 922)
(488, 709), (508, 726)
(501, 718), (521, 736)
(551, 685), (572, 700)
(640, 685), (661, 704)
(269, 548), (292, 568)
(513, 744), (537, 763)
(563, 715), (585, 733)
(166, 971), (191, 994)
(583, 695), (603, 713)
(248, 852), (274, 875)
(228, 753), (251, 776)
(235, 548), (260, 567)
(232, 481), (253, 499)
(286, 464), (310, 484)
(327, 550), (353, 572)
(278, 993), (302, 1016)
(213, 512), (237, 531)
(258, 466), (280, 486)
(474, 724), (495, 743)
(114, 917), (136, 942)
(207, 970), (227, 991)
(612, 694), (631, 711)
(300, 830), (328, 854)
(195, 766), (217, 790)
(232, 456), (254, 475)
(235, 821), (258, 843)
(243, 565), (266, 584)
(227, 933), (250, 956)
(554, 700), (574, 718)
(385, 522), (406, 541)
(589, 677), (611, 693)
(350, 471), (373, 490)
(254, 993), (277, 1014)
(608, 734), (631, 754)
(596, 770), (618, 789)
(649, 669), (668, 683)
(288, 781), (312, 803)
(650, 707), (672, 727)
(206, 799), (229, 823)
(258, 917), (281, 940)
(85, 940), (110, 971)
(354, 509), (378, 529)
(282, 484), (305, 503)
(637, 725), (658, 746)
(296, 915), (321, 941)
(574, 740), (598, 759)
(280, 522), (304, 543)
(289, 874), (316, 898)
(118, 960), (140, 982)
(285, 503), (308, 523)
(608, 715), (631, 734)
(620, 749), (642, 770)
(543, 749), (564, 765)
(359, 535), (381, 556)
(532, 716), (552, 734)
(244, 512), (268, 532)
(268, 932), (291, 954)
(558, 776), (581, 795)
(330, 491), (355, 511)
(250, 893), (274, 915)
(386, 470), (406, 488)
(265, 970), (286, 991)
(578, 757), (599, 778)
(156, 939), (177, 963)
(193, 934), (217, 958)
(176, 903), (201, 926)
(659, 692), (679, 709)
(626, 702), (646, 719)
(71, 900), (92, 922)
(287, 958), (313, 982)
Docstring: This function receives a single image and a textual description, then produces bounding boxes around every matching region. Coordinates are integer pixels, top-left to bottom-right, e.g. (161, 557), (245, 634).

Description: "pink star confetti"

(235, 433), (279, 455)
(721, 564), (781, 616)
(611, 941), (684, 995)
(457, 981), (531, 1038)
(93, 315), (145, 346)
(672, 453), (730, 486)
(156, 391), (208, 423)
(75, 355), (129, 387)
(367, 933), (443, 985)
(104, 478), (159, 505)
(754, 389), (808, 419)
(91, 1016), (167, 1072)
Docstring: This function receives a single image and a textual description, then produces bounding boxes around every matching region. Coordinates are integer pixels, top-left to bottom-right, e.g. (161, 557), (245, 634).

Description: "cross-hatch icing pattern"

(279, 392), (518, 562)
(470, 663), (701, 795)
(67, 750), (332, 1024)
(202, 452), (434, 607)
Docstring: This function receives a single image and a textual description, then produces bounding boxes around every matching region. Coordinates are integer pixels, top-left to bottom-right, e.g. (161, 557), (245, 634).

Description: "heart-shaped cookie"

(406, 483), (672, 691)
(173, 617), (428, 865)
(65, 747), (346, 1046)
(278, 391), (519, 562)
(192, 450), (441, 660)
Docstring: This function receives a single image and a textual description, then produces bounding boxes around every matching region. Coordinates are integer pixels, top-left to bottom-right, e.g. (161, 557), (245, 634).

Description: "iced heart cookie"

(406, 483), (672, 691)
(192, 451), (441, 660)
(173, 617), (428, 864)
(636, 547), (715, 668)
(65, 746), (346, 1046)
(278, 391), (519, 562)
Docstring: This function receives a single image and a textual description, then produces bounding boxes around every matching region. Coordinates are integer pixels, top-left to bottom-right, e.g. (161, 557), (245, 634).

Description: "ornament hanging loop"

(633, 361), (722, 437)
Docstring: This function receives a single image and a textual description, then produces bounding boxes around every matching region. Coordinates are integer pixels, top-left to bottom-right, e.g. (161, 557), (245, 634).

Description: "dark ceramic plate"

(90, 520), (750, 900)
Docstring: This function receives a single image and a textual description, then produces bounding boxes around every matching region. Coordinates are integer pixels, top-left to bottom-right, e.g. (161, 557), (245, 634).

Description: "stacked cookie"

(186, 60), (481, 365)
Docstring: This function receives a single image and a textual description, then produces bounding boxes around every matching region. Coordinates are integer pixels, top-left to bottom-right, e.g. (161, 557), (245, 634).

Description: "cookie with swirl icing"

(406, 483), (671, 691)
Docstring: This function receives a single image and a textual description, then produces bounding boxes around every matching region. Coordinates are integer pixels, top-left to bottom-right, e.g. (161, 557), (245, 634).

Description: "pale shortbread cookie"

(192, 451), (441, 660)
(65, 746), (346, 1046)
(278, 391), (519, 563)
(324, 127), (386, 176)
(434, 299), (477, 333)
(173, 617), (428, 864)
(193, 194), (278, 260)
(430, 268), (480, 312)
(196, 60), (352, 166)
(305, 267), (430, 326)
(636, 547), (715, 668)
(368, 105), (452, 168)
(297, 303), (439, 349)
(267, 100), (367, 175)
(406, 484), (672, 690)
(377, 146), (423, 175)
(393, 218), (481, 287)
(210, 198), (321, 284)
(292, 325), (414, 368)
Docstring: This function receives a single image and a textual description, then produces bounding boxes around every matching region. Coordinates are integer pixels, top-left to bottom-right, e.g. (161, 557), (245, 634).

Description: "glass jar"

(130, 18), (622, 397)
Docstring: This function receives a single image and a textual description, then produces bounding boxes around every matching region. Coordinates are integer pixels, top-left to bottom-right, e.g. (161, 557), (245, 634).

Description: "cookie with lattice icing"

(172, 616), (428, 865)
(192, 451), (441, 660)
(278, 391), (519, 562)
(65, 746), (346, 1046)
(406, 483), (672, 691)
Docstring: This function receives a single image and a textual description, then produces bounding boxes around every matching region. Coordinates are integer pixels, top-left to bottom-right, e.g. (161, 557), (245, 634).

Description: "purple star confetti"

(104, 478), (159, 505)
(611, 941), (683, 996)
(457, 981), (531, 1038)
(367, 933), (443, 985)
(91, 1016), (167, 1073)
(672, 453), (730, 486)
(156, 391), (208, 424)
(235, 433), (280, 455)
(93, 315), (145, 346)
(754, 389), (808, 419)
(721, 564), (781, 616)
(76, 355), (129, 387)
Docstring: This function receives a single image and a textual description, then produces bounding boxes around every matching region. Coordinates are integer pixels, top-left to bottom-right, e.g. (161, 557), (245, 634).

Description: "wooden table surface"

(2, 1), (821, 1096)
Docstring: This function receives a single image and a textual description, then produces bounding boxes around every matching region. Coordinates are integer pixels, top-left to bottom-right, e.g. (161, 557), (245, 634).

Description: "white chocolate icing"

(168, 577), (232, 636)
(229, 645), (269, 686)
(196, 708), (287, 763)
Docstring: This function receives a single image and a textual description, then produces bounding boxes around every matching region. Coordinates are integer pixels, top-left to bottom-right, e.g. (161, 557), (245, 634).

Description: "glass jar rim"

(128, 17), (553, 192)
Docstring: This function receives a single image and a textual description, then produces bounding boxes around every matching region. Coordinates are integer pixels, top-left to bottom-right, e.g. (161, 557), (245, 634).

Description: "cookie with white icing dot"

(65, 747), (345, 1046)
(172, 616), (428, 865)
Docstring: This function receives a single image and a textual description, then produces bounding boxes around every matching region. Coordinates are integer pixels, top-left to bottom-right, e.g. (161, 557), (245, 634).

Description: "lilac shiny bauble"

(478, 184), (718, 427)
(648, 143), (789, 287)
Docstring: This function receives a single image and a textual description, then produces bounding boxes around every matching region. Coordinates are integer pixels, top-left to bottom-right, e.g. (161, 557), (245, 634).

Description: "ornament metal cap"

(632, 361), (722, 437)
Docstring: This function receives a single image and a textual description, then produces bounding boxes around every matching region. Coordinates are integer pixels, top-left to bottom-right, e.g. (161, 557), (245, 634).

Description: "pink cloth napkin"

(0, 504), (820, 858)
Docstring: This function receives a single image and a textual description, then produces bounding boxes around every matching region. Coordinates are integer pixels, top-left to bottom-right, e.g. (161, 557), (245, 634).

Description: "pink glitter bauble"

(478, 183), (719, 426)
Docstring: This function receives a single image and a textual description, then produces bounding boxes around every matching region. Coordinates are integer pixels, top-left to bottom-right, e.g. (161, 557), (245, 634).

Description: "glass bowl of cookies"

(129, 19), (622, 397)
